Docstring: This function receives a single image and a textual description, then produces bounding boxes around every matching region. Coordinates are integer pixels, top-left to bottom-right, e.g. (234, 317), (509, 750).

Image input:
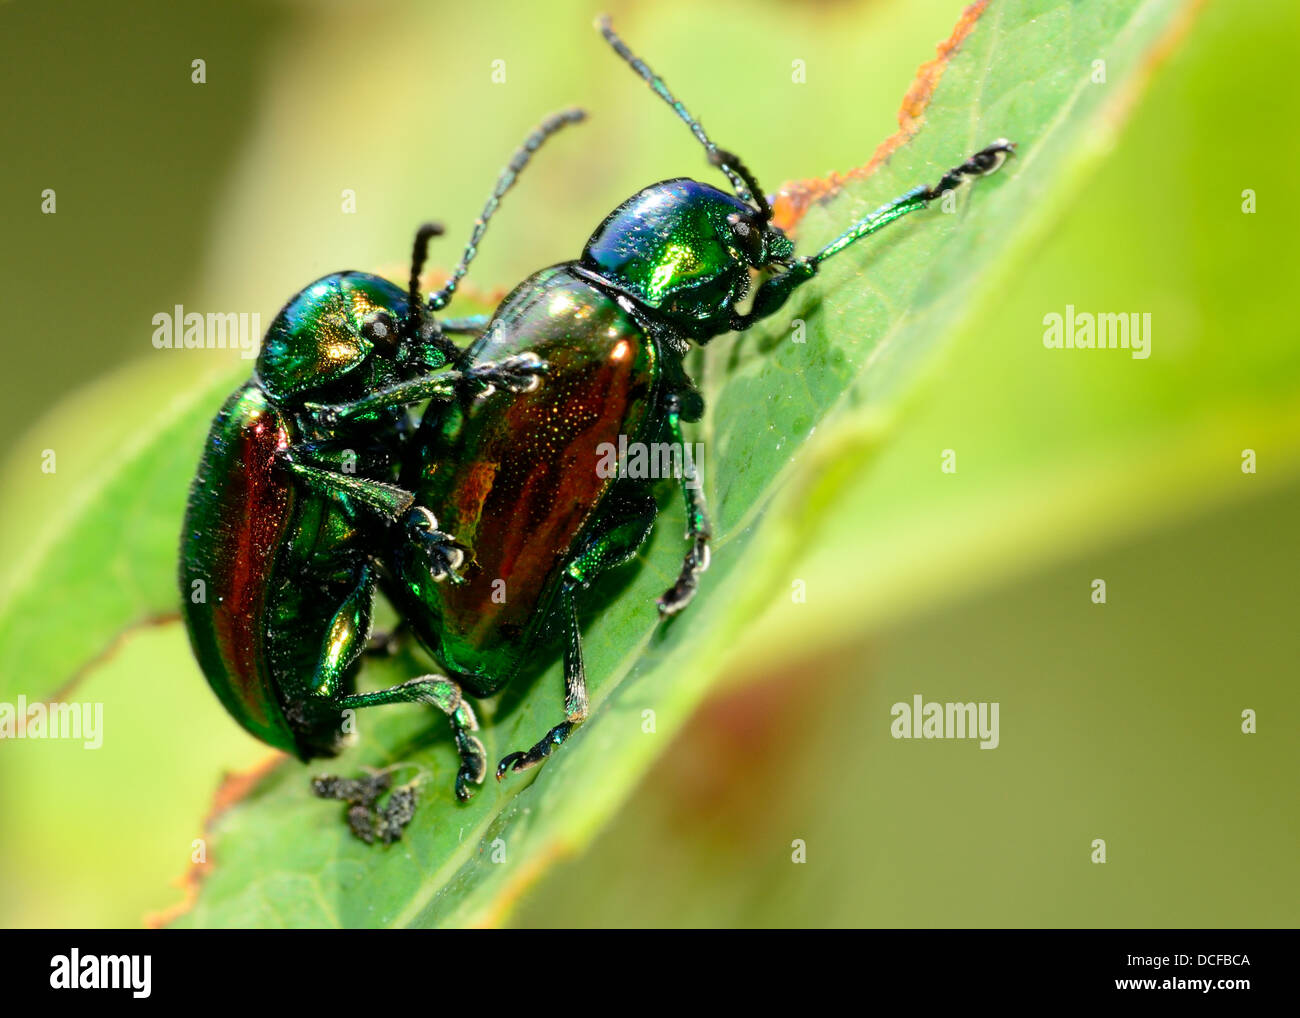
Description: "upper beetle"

(346, 17), (1017, 800)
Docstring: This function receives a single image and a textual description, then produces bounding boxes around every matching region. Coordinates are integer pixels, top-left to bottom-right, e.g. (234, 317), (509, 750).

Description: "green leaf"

(0, 0), (1209, 927)
(0, 360), (239, 701)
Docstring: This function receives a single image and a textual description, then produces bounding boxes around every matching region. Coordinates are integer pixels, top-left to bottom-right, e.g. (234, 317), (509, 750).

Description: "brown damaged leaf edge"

(145, 753), (286, 928)
(770, 0), (989, 234)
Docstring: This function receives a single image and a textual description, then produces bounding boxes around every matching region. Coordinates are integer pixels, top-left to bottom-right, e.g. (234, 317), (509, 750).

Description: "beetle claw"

(495, 719), (575, 780)
(405, 507), (471, 583)
(657, 536), (711, 616)
(495, 752), (527, 780)
(455, 732), (487, 799)
(469, 352), (549, 395)
(426, 542), (467, 583)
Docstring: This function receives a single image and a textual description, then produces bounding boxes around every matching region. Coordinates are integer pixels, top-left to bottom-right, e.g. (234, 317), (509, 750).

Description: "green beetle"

(180, 112), (582, 841)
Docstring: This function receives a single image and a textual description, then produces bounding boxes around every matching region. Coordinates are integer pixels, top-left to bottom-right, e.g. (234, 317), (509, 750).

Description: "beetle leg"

(496, 582), (588, 778)
(339, 677), (486, 802)
(303, 563), (379, 703)
(279, 446), (471, 584)
(496, 490), (658, 779)
(725, 140), (1016, 336)
(280, 455), (470, 584)
(289, 438), (396, 473)
(312, 670), (486, 842)
(463, 351), (549, 395)
(726, 257), (818, 334)
(657, 393), (712, 616)
(297, 563), (467, 769)
(279, 452), (416, 522)
(300, 372), (464, 427)
(302, 353), (547, 426)
(438, 314), (490, 336)
(290, 562), (436, 842)
(403, 506), (469, 584)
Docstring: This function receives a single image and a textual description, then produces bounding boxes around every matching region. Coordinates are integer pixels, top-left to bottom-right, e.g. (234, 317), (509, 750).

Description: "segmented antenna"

(597, 14), (760, 210)
(406, 221), (443, 338)
(426, 108), (587, 312)
(709, 148), (772, 222)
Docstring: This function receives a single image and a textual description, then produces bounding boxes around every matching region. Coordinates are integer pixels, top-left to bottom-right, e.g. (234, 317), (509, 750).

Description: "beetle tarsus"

(495, 751), (529, 779)
(404, 507), (469, 584)
(454, 729), (487, 800)
(495, 720), (577, 780)
(657, 535), (711, 616)
(466, 352), (548, 395)
(921, 139), (1017, 200)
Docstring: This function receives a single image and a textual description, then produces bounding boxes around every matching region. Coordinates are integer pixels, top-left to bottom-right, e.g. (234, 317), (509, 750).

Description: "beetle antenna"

(596, 14), (759, 210)
(427, 107), (587, 312)
(406, 221), (463, 364)
(406, 221), (443, 337)
(709, 147), (772, 222)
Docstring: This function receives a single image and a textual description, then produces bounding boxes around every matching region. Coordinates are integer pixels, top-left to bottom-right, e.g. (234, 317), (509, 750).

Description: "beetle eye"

(360, 312), (398, 350)
(727, 212), (765, 265)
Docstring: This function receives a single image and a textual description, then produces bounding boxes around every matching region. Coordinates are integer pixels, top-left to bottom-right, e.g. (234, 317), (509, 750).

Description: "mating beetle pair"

(179, 111), (580, 840)
(180, 16), (1014, 842)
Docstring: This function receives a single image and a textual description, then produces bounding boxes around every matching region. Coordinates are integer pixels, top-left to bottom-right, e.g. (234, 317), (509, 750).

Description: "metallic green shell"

(179, 384), (299, 754)
(396, 266), (657, 696)
(182, 271), (417, 759)
(582, 178), (779, 320)
(256, 273), (409, 400)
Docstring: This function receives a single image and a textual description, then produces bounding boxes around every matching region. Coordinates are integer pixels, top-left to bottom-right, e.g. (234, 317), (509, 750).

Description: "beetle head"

(582, 178), (793, 332)
(255, 271), (450, 403)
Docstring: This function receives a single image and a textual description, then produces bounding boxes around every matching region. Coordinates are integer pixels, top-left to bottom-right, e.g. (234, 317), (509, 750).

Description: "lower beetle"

(355, 18), (1016, 796)
(180, 111), (583, 839)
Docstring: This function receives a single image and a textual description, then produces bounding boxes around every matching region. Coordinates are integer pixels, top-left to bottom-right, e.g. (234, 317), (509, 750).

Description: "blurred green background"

(0, 0), (1296, 927)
